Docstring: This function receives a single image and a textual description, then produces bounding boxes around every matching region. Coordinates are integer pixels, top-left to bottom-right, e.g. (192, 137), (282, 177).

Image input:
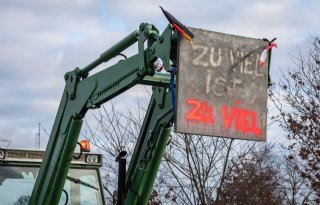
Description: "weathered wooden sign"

(175, 27), (269, 141)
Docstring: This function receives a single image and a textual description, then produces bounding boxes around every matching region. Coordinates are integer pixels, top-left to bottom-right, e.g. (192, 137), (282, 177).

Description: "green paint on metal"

(30, 22), (176, 205)
(125, 87), (174, 205)
(48, 119), (83, 204)
(79, 30), (139, 77)
(138, 126), (171, 205)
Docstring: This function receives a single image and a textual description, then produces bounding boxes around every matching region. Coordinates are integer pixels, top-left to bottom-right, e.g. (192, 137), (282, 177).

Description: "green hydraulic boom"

(29, 23), (179, 205)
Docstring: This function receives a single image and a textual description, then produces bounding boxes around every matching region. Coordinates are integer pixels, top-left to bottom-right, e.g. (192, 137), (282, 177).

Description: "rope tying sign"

(259, 42), (277, 67)
(259, 38), (277, 68)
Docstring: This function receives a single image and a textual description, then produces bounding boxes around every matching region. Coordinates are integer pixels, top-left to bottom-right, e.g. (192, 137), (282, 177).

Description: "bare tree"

(218, 143), (284, 205)
(84, 99), (145, 201)
(280, 152), (315, 205)
(162, 133), (257, 205)
(270, 37), (320, 202)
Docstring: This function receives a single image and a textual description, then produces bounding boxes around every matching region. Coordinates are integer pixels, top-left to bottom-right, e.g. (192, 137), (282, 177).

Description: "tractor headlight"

(85, 154), (100, 164)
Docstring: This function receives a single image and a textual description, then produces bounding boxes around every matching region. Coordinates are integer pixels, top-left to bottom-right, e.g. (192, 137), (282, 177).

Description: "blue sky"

(0, 0), (319, 148)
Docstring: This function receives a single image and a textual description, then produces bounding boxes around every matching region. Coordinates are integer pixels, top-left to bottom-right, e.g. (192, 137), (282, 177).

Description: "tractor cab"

(0, 148), (105, 205)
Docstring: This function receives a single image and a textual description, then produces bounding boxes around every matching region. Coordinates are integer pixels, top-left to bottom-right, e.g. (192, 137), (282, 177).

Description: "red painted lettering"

(200, 101), (214, 124)
(186, 99), (202, 121)
(251, 111), (261, 136)
(234, 101), (242, 130)
(185, 99), (261, 137)
(241, 110), (252, 133)
(186, 99), (214, 124)
(222, 105), (234, 128)
(221, 101), (261, 137)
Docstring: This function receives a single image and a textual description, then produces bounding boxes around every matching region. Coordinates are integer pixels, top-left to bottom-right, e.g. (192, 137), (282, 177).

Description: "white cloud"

(0, 0), (319, 148)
